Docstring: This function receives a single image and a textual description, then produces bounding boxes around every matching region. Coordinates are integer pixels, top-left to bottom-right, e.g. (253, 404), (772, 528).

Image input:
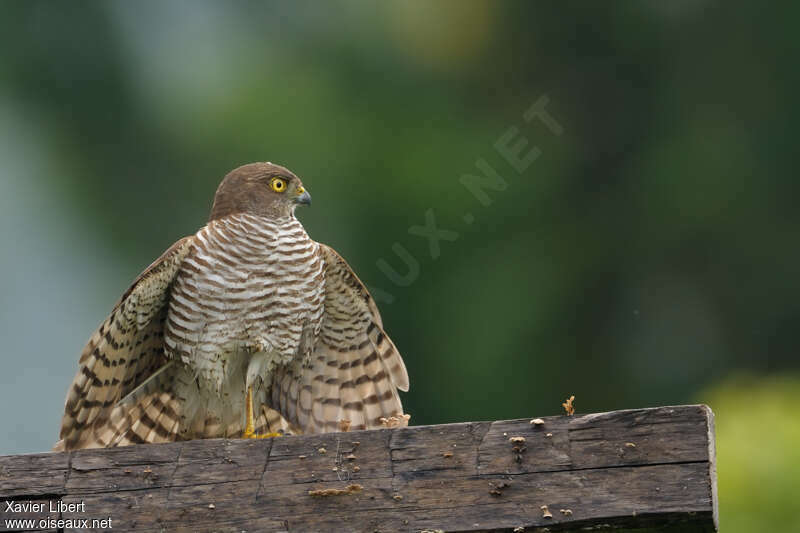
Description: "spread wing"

(55, 237), (194, 450)
(271, 244), (410, 433)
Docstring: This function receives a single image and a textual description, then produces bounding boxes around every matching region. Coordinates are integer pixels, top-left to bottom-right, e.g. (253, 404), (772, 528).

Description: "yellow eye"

(270, 178), (287, 193)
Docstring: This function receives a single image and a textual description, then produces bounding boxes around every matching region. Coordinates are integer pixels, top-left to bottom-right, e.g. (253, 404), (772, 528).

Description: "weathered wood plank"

(0, 405), (717, 532)
(0, 452), (69, 498)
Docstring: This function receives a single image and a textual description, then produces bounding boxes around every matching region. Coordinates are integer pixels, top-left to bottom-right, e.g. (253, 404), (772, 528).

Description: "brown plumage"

(55, 163), (409, 451)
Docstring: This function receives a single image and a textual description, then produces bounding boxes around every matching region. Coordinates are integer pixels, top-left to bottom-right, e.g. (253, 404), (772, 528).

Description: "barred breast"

(164, 213), (325, 393)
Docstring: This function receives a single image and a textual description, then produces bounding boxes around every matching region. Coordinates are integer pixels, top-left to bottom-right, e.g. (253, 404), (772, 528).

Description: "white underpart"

(163, 213), (325, 432)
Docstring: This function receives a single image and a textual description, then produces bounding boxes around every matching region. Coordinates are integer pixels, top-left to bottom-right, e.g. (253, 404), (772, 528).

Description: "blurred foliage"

(701, 376), (800, 533)
(0, 0), (798, 526)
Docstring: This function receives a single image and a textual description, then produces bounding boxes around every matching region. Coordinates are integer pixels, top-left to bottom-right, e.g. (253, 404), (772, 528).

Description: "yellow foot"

(242, 386), (282, 439)
(242, 431), (282, 439)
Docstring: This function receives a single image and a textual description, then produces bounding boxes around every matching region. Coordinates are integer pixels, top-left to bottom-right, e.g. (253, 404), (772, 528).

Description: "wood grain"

(0, 405), (717, 532)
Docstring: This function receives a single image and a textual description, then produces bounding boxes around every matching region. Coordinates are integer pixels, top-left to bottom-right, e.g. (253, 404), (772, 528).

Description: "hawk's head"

(209, 162), (312, 221)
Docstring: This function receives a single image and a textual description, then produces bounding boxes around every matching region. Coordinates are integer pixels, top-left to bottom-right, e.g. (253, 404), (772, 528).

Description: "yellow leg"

(242, 386), (282, 439)
(243, 386), (256, 438)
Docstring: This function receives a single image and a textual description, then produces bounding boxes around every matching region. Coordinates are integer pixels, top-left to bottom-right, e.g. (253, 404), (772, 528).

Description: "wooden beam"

(0, 405), (717, 532)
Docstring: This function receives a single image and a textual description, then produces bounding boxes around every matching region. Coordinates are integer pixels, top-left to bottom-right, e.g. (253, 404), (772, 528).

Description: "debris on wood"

(207, 503), (215, 510)
(352, 465), (360, 472)
(298, 455), (307, 459)
(392, 494), (403, 501)
(540, 505), (553, 519)
(352, 441), (360, 447)
(345, 453), (357, 461)
(379, 414), (411, 428)
(443, 451), (454, 458)
(509, 436), (526, 444)
(560, 508), (573, 516)
(338, 419), (351, 432)
(308, 483), (363, 497)
(625, 442), (637, 448)
(318, 447), (327, 454)
(489, 481), (511, 496)
(546, 433), (553, 438)
(530, 418), (545, 426)
(513, 527), (525, 533)
(562, 395), (575, 416)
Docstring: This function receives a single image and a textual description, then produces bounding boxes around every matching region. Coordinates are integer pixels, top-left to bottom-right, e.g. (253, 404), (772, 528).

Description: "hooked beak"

(295, 187), (312, 206)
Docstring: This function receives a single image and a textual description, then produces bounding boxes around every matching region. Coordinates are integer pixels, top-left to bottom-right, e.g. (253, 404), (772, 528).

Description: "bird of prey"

(55, 162), (409, 450)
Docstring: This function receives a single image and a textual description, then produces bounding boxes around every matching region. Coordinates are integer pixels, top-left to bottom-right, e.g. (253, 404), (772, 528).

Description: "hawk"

(55, 163), (409, 450)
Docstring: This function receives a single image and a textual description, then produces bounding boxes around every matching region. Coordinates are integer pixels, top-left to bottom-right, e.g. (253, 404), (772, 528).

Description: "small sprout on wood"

(541, 505), (553, 519)
(298, 455), (307, 459)
(560, 508), (573, 516)
(443, 451), (454, 458)
(510, 436), (527, 461)
(546, 433), (553, 438)
(338, 419), (351, 432)
(345, 453), (357, 461)
(562, 395), (575, 416)
(625, 442), (637, 448)
(308, 483), (363, 497)
(207, 503), (215, 510)
(392, 494), (403, 501)
(530, 418), (545, 426)
(318, 447), (327, 454)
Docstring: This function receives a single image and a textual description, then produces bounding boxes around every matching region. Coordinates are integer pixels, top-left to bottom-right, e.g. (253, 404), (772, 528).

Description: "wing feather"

(271, 244), (410, 433)
(55, 237), (194, 450)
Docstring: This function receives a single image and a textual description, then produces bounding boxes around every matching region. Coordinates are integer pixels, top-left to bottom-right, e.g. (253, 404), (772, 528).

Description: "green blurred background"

(0, 1), (797, 530)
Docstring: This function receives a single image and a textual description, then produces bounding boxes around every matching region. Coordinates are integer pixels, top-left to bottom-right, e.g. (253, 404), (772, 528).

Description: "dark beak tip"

(297, 191), (312, 206)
